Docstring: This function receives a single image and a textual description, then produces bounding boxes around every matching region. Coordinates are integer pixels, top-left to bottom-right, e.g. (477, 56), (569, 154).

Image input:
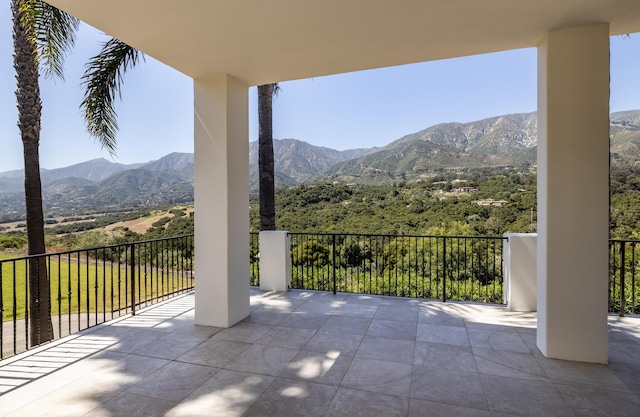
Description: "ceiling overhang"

(47, 0), (640, 86)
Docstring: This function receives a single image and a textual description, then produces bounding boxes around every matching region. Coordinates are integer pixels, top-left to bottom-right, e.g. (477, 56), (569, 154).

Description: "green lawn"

(1, 253), (193, 322)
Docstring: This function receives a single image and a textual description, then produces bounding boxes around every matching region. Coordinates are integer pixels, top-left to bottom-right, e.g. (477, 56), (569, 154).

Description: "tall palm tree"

(11, 0), (78, 345)
(258, 83), (279, 231)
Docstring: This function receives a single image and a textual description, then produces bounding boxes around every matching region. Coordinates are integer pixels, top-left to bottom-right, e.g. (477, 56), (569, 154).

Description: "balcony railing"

(250, 233), (640, 316)
(1, 235), (194, 359)
(610, 239), (640, 315)
(288, 233), (506, 302)
(250, 232), (506, 303)
(4, 233), (637, 359)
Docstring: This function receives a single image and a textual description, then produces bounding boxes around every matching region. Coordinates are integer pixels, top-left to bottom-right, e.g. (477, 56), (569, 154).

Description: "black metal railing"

(610, 239), (640, 316)
(287, 233), (506, 303)
(1, 234), (194, 359)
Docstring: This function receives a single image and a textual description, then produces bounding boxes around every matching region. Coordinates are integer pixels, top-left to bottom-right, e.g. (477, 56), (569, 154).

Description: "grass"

(1, 253), (193, 322)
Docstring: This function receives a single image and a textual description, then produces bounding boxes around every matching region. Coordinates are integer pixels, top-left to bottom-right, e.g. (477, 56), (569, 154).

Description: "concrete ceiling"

(47, 0), (640, 86)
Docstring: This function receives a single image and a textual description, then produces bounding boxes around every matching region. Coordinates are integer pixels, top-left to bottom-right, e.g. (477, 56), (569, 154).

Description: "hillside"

(0, 153), (194, 220)
(317, 112), (529, 183)
(391, 112), (537, 156)
(610, 111), (640, 164)
(0, 110), (639, 220)
(248, 139), (376, 190)
(0, 158), (144, 185)
(318, 110), (639, 183)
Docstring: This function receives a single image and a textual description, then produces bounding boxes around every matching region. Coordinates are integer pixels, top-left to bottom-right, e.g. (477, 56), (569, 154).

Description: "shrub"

(292, 241), (330, 267)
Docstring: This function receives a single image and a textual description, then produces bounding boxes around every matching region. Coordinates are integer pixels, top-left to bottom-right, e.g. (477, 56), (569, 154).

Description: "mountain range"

(0, 109), (639, 218)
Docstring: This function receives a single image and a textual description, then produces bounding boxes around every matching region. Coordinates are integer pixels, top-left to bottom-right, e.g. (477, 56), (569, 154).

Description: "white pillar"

(193, 74), (250, 327)
(537, 24), (609, 363)
(504, 233), (537, 312)
(259, 231), (291, 292)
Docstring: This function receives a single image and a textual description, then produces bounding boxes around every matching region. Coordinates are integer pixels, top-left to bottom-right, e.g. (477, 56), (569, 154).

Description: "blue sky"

(1, 5), (639, 172)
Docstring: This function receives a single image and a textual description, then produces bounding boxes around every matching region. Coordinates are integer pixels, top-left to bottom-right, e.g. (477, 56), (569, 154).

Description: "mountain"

(42, 158), (145, 183)
(0, 158), (144, 191)
(319, 110), (640, 183)
(45, 177), (95, 195)
(248, 138), (376, 190)
(140, 152), (194, 179)
(0, 154), (195, 217)
(77, 169), (192, 207)
(1, 109), (640, 218)
(392, 112), (537, 156)
(612, 110), (640, 126)
(610, 111), (640, 164)
(319, 140), (524, 184)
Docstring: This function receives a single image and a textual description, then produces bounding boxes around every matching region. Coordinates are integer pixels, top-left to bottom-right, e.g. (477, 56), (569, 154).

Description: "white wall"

(193, 74), (250, 327)
(536, 23), (610, 363)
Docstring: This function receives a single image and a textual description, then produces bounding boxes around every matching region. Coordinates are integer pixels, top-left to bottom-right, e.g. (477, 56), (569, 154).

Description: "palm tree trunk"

(12, 0), (53, 346)
(258, 84), (276, 231)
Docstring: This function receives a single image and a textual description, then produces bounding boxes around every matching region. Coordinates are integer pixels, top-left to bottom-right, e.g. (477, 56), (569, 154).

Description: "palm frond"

(20, 0), (79, 80)
(80, 38), (143, 154)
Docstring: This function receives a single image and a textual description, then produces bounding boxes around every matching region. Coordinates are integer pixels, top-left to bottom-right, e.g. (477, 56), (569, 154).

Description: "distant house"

(477, 199), (509, 207)
(453, 187), (479, 194)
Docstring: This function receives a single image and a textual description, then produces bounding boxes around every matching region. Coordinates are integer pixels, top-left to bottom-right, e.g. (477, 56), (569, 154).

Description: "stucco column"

(193, 74), (250, 327)
(537, 24), (609, 363)
(503, 233), (537, 312)
(259, 231), (291, 292)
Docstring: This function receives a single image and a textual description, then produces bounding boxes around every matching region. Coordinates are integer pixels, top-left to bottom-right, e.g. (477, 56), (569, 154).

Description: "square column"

(537, 24), (609, 363)
(193, 74), (250, 327)
(259, 231), (291, 292)
(503, 233), (537, 312)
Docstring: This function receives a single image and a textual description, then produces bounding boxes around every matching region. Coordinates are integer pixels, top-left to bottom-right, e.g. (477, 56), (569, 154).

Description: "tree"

(258, 83), (279, 231)
(82, 46), (278, 235)
(11, 0), (78, 345)
(80, 38), (142, 153)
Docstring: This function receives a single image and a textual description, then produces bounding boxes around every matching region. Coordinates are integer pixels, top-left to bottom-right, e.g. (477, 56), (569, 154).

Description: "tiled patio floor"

(1, 288), (640, 416)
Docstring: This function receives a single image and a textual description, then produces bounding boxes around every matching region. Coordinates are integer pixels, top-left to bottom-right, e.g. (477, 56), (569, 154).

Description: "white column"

(259, 231), (291, 292)
(504, 233), (537, 312)
(537, 24), (609, 363)
(193, 74), (250, 327)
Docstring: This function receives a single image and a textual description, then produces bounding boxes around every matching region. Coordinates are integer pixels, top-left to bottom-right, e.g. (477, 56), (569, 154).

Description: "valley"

(0, 109), (638, 243)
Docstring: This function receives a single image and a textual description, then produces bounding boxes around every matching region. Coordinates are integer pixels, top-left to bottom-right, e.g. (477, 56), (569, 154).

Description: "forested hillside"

(250, 165), (640, 239)
(250, 168), (536, 235)
(0, 165), (637, 255)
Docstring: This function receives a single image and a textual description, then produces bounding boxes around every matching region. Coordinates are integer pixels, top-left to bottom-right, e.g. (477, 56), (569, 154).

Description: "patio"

(1, 289), (639, 416)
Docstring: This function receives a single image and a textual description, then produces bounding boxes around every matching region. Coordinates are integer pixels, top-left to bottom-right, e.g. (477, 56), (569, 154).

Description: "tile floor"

(1, 288), (640, 416)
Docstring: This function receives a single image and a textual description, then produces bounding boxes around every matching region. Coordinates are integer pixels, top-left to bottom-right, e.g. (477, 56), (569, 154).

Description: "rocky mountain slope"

(319, 110), (638, 183)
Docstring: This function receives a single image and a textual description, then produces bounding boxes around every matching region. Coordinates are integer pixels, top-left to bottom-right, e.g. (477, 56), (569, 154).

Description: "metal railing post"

(442, 237), (447, 302)
(632, 243), (637, 314)
(332, 234), (337, 294)
(620, 242), (626, 317)
(130, 243), (136, 316)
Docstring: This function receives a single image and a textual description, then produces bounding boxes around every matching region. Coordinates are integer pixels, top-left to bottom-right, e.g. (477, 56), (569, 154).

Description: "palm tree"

(80, 39), (142, 153)
(258, 83), (279, 231)
(81, 44), (278, 235)
(11, 0), (78, 345)
(82, 46), (279, 237)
